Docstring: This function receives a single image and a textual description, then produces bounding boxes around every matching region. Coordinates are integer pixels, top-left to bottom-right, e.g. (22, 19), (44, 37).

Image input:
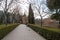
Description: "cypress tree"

(28, 4), (35, 24)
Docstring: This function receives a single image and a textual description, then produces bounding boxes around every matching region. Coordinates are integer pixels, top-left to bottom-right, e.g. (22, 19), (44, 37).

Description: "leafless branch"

(8, 0), (14, 8)
(34, 5), (42, 17)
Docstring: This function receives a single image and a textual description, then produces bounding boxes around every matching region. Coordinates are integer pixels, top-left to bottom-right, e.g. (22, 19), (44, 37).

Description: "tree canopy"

(28, 4), (35, 24)
(47, 0), (60, 10)
(47, 0), (60, 28)
(51, 13), (60, 21)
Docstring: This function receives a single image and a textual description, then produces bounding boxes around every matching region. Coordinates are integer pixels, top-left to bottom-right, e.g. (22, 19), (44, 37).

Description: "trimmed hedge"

(0, 23), (19, 40)
(28, 24), (60, 40)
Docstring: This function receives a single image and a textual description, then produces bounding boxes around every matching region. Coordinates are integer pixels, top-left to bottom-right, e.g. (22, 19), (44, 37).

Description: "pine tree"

(47, 0), (60, 28)
(28, 4), (35, 24)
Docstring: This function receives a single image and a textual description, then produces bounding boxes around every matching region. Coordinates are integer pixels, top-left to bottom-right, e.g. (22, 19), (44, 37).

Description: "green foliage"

(51, 13), (60, 20)
(0, 11), (4, 24)
(28, 4), (35, 24)
(51, 13), (60, 28)
(47, 0), (60, 27)
(47, 0), (60, 10)
(28, 24), (60, 40)
(0, 23), (19, 40)
(0, 10), (21, 24)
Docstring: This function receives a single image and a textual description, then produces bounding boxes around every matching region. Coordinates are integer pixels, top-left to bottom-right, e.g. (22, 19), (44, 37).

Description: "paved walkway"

(1, 24), (46, 40)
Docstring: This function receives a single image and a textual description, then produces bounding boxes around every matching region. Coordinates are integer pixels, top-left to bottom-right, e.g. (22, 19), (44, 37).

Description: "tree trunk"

(38, 16), (43, 33)
(4, 11), (8, 25)
(59, 20), (60, 28)
(56, 9), (60, 28)
(40, 16), (43, 27)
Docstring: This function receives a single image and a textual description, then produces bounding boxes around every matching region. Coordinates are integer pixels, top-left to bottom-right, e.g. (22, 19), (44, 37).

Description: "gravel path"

(2, 24), (46, 40)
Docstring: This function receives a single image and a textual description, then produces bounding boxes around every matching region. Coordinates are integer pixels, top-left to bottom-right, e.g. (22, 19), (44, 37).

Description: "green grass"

(0, 23), (19, 40)
(42, 27), (60, 33)
(29, 24), (60, 33)
(0, 23), (19, 29)
(28, 24), (60, 40)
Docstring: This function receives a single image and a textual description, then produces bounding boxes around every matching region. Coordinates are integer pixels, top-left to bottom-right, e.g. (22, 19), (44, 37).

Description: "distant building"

(35, 19), (41, 25)
(35, 18), (59, 28)
(22, 14), (28, 24)
(43, 18), (59, 28)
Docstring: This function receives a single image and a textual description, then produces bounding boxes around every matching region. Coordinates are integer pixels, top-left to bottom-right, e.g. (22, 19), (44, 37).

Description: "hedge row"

(0, 23), (19, 40)
(28, 24), (60, 40)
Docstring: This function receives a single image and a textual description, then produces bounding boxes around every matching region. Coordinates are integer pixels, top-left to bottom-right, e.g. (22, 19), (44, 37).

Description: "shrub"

(0, 23), (19, 40)
(28, 24), (60, 40)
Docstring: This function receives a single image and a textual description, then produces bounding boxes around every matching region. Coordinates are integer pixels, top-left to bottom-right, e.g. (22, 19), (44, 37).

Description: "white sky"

(0, 0), (50, 19)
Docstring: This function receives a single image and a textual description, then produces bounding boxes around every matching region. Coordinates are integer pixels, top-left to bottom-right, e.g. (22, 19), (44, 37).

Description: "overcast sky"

(0, 0), (50, 19)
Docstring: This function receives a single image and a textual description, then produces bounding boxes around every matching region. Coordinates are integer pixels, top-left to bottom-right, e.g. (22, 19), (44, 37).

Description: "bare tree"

(29, 0), (50, 27)
(5, 0), (14, 24)
(12, 5), (22, 23)
(0, 0), (14, 24)
(34, 5), (50, 27)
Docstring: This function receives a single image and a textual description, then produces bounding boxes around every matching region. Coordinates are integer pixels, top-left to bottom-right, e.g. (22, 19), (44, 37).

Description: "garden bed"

(28, 24), (60, 40)
(0, 23), (19, 40)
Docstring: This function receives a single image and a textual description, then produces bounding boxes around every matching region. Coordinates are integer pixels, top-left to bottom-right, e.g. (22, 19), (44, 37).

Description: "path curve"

(2, 24), (46, 40)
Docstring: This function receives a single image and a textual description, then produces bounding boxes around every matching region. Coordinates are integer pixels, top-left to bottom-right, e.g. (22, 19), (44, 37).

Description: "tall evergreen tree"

(47, 0), (60, 28)
(28, 4), (35, 24)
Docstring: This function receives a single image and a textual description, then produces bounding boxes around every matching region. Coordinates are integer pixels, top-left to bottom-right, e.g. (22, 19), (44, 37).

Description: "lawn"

(28, 24), (60, 40)
(0, 23), (19, 40)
